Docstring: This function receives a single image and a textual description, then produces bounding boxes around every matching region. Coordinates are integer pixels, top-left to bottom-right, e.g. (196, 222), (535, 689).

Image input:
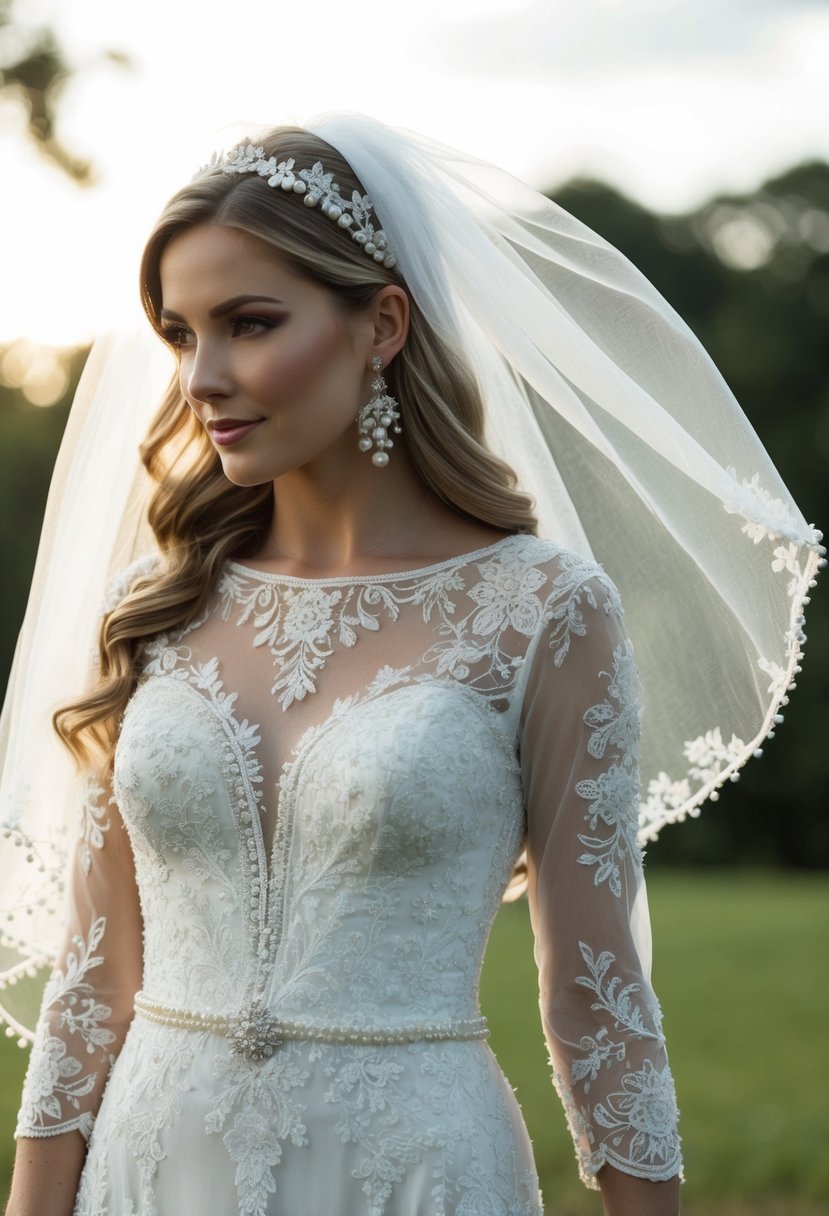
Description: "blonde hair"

(54, 126), (537, 767)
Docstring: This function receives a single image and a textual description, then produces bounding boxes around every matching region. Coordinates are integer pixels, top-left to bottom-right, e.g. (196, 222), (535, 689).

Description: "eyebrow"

(159, 294), (286, 322)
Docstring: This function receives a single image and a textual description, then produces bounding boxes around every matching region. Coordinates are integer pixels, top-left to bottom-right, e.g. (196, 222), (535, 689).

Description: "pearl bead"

(372, 451), (390, 467)
(134, 994), (489, 1054)
(372, 426), (387, 442)
(358, 437), (372, 453)
(379, 413), (392, 426)
(365, 242), (376, 255)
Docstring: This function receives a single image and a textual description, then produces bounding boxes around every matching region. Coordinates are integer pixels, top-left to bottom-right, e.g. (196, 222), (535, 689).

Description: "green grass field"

(1, 870), (827, 1214)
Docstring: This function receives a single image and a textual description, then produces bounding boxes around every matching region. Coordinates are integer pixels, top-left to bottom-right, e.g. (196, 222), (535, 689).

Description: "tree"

(0, 0), (129, 182)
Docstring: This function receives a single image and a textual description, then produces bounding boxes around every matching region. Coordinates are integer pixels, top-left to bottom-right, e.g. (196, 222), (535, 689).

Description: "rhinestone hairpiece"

(199, 144), (396, 270)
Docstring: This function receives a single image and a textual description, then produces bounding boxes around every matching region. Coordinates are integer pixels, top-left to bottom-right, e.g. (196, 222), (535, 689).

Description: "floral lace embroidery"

(109, 1028), (198, 1192)
(141, 646), (265, 819)
(553, 944), (680, 1187)
(723, 468), (817, 548)
(217, 536), (573, 706)
(574, 943), (664, 1057)
(16, 917), (115, 1138)
(218, 569), (407, 709)
(543, 553), (623, 667)
(593, 1060), (680, 1172)
(79, 775), (110, 877)
(206, 1046), (309, 1216)
(643, 726), (746, 825)
(576, 640), (642, 898)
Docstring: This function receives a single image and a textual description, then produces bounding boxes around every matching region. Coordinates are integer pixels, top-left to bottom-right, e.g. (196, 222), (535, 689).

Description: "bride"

(2, 114), (821, 1215)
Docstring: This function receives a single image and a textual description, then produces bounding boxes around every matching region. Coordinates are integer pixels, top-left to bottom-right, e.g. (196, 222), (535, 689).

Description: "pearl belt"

(134, 991), (489, 1063)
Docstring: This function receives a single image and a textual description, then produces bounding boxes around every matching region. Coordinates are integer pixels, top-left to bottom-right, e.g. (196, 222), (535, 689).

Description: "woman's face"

(158, 223), (374, 485)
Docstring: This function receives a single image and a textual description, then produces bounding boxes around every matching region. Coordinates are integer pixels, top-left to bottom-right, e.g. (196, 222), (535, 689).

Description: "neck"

(259, 440), (438, 574)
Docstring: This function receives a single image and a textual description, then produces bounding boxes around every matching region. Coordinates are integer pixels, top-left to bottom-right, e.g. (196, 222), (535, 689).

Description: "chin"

(222, 470), (275, 489)
(217, 457), (280, 488)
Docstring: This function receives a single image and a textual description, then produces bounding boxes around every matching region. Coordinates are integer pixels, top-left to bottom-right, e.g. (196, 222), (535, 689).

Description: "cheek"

(177, 361), (198, 412)
(252, 322), (355, 405)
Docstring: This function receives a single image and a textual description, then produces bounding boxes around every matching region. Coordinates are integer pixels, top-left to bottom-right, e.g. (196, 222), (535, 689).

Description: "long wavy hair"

(53, 126), (537, 771)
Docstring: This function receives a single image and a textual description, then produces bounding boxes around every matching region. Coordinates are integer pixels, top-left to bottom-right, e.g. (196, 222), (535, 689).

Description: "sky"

(1, 0), (829, 347)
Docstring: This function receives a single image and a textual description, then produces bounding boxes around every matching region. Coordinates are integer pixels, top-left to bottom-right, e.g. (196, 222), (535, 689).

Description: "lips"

(207, 418), (263, 447)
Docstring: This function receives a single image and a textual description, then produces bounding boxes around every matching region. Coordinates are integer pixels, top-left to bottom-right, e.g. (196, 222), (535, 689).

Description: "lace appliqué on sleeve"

(553, 942), (681, 1185)
(526, 565), (683, 1189)
(576, 640), (643, 899)
(15, 916), (116, 1140)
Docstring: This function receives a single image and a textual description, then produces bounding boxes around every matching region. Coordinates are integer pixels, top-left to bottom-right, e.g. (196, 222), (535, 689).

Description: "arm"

(6, 1134), (87, 1216)
(6, 772), (143, 1216)
(598, 1164), (681, 1216)
(519, 570), (682, 1213)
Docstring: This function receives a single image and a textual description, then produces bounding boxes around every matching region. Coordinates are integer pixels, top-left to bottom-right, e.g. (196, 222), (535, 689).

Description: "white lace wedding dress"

(15, 533), (682, 1215)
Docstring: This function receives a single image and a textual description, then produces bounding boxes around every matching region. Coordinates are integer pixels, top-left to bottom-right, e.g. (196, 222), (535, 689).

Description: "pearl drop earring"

(357, 357), (402, 467)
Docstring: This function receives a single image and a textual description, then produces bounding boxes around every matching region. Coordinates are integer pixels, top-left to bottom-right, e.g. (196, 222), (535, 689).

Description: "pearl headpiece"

(201, 144), (396, 270)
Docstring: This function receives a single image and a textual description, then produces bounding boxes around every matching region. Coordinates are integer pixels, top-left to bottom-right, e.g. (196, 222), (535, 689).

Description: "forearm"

(598, 1164), (680, 1216)
(5, 1133), (87, 1216)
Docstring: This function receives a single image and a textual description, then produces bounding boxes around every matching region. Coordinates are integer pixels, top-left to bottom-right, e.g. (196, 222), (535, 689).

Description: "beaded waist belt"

(134, 992), (489, 1063)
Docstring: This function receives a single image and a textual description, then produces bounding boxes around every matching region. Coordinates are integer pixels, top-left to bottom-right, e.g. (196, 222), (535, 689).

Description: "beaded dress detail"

(16, 534), (681, 1214)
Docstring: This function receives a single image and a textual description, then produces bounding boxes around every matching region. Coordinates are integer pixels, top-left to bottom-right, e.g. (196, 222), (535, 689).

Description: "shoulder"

(99, 553), (164, 618)
(490, 535), (625, 675)
(494, 534), (622, 616)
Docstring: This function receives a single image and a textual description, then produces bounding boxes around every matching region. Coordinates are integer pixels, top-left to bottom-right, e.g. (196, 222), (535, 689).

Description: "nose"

(182, 340), (233, 405)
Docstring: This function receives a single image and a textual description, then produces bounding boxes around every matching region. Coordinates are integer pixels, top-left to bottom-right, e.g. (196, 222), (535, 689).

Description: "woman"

(2, 115), (821, 1215)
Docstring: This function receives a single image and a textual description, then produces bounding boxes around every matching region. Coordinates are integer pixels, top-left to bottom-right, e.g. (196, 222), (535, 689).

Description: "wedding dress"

(15, 532), (681, 1215)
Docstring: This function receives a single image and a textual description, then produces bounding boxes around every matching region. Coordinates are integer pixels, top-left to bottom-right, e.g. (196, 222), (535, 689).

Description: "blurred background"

(1, 0), (827, 1211)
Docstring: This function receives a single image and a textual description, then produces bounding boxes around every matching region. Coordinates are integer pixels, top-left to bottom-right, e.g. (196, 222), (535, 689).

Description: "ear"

(369, 285), (409, 365)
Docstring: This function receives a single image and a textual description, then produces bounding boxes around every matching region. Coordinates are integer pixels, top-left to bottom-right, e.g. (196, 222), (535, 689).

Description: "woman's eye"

(231, 315), (277, 337)
(160, 324), (193, 348)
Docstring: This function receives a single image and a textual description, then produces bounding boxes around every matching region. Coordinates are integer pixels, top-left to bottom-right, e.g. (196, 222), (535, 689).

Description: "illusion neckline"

(225, 533), (524, 587)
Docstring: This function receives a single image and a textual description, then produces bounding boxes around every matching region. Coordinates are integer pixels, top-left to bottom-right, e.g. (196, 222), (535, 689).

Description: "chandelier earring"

(357, 356), (402, 467)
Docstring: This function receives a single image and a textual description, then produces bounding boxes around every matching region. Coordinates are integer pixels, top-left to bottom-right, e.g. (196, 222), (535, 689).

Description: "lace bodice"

(16, 533), (682, 1193)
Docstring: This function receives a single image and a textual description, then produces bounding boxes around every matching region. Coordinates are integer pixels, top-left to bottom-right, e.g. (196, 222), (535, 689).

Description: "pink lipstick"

(208, 420), (263, 447)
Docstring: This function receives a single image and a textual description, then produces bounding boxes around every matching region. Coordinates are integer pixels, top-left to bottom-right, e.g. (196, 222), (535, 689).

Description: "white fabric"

(16, 538), (681, 1211)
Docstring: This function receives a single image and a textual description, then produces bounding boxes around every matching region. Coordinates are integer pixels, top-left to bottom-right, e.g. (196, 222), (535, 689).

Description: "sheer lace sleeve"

(11, 552), (153, 1144)
(14, 768), (142, 1140)
(519, 564), (682, 1188)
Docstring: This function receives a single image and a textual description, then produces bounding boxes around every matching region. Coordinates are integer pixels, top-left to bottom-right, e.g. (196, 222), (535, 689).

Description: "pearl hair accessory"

(357, 357), (402, 467)
(214, 144), (397, 269)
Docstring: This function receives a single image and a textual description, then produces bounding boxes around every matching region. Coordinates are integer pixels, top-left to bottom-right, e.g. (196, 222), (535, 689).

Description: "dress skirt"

(74, 1017), (544, 1216)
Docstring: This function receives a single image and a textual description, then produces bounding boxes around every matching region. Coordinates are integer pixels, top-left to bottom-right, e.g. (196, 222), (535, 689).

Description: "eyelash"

(161, 315), (280, 347)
